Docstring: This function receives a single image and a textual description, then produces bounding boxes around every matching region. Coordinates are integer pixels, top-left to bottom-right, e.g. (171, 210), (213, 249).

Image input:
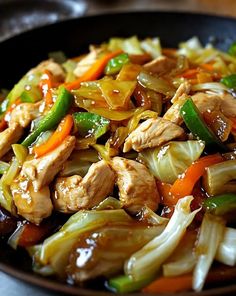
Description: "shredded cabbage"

(191, 82), (228, 93)
(125, 196), (200, 280)
(108, 36), (143, 55)
(139, 140), (205, 184)
(163, 231), (197, 277)
(216, 227), (236, 266)
(141, 38), (162, 58)
(193, 213), (225, 291)
(203, 159), (236, 196)
(35, 209), (133, 276)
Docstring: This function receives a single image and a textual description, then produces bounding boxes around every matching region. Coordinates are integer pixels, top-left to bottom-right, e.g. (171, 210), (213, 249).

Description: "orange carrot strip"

(200, 62), (214, 72)
(157, 181), (178, 206)
(142, 274), (193, 293)
(66, 50), (122, 90)
(170, 154), (223, 200)
(33, 114), (73, 158)
(40, 70), (54, 106)
(179, 68), (199, 79)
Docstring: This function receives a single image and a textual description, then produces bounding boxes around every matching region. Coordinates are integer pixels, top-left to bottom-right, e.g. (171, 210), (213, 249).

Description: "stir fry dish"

(1, 36), (236, 293)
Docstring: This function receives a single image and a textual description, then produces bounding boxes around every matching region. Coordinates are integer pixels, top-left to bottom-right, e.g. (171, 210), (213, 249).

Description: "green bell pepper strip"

(105, 53), (130, 75)
(73, 112), (110, 139)
(180, 98), (227, 152)
(107, 274), (154, 293)
(228, 42), (236, 56)
(21, 86), (73, 147)
(203, 193), (236, 216)
(221, 74), (236, 90)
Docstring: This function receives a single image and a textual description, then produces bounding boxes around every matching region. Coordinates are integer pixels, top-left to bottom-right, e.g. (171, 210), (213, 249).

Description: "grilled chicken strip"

(0, 123), (23, 159)
(123, 117), (185, 152)
(111, 157), (160, 213)
(219, 92), (236, 118)
(192, 92), (222, 113)
(34, 59), (65, 81)
(21, 136), (76, 191)
(73, 47), (102, 78)
(163, 81), (191, 124)
(9, 102), (41, 128)
(171, 81), (191, 103)
(190, 92), (236, 119)
(144, 56), (176, 75)
(53, 160), (116, 213)
(11, 178), (52, 225)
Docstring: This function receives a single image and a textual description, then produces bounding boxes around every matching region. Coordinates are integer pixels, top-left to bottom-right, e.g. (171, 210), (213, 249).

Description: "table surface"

(1, 0), (236, 295)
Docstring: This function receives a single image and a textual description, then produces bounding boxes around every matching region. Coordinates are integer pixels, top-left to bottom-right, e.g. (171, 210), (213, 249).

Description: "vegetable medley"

(1, 36), (236, 293)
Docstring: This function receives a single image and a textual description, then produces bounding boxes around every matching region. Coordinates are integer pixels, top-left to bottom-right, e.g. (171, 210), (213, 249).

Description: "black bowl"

(1, 11), (236, 296)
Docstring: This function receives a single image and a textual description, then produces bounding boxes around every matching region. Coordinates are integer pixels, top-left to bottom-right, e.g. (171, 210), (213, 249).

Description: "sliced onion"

(215, 227), (236, 266)
(193, 213), (225, 291)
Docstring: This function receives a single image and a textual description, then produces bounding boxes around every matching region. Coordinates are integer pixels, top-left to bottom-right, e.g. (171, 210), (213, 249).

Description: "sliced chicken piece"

(73, 48), (102, 78)
(21, 136), (76, 191)
(111, 157), (160, 213)
(123, 117), (185, 153)
(11, 178), (52, 225)
(171, 81), (191, 103)
(163, 95), (188, 125)
(8, 102), (41, 128)
(0, 123), (23, 159)
(163, 81), (191, 124)
(53, 160), (116, 213)
(191, 92), (222, 113)
(34, 59), (65, 81)
(144, 56), (176, 75)
(219, 93), (236, 118)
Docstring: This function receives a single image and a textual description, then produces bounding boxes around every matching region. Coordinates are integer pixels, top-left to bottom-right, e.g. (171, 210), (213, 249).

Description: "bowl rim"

(1, 9), (236, 43)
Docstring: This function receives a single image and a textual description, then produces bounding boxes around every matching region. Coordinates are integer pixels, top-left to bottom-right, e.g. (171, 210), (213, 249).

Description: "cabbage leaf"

(125, 196), (200, 280)
(31, 207), (167, 278)
(163, 231), (197, 277)
(193, 213), (225, 291)
(215, 227), (236, 266)
(139, 140), (205, 184)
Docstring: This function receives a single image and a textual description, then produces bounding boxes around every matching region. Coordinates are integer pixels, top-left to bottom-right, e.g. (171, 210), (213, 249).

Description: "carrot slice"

(157, 181), (178, 206)
(40, 70), (55, 106)
(200, 62), (214, 72)
(143, 265), (236, 294)
(170, 154), (223, 200)
(179, 68), (199, 79)
(33, 114), (73, 158)
(66, 50), (122, 90)
(142, 274), (193, 293)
